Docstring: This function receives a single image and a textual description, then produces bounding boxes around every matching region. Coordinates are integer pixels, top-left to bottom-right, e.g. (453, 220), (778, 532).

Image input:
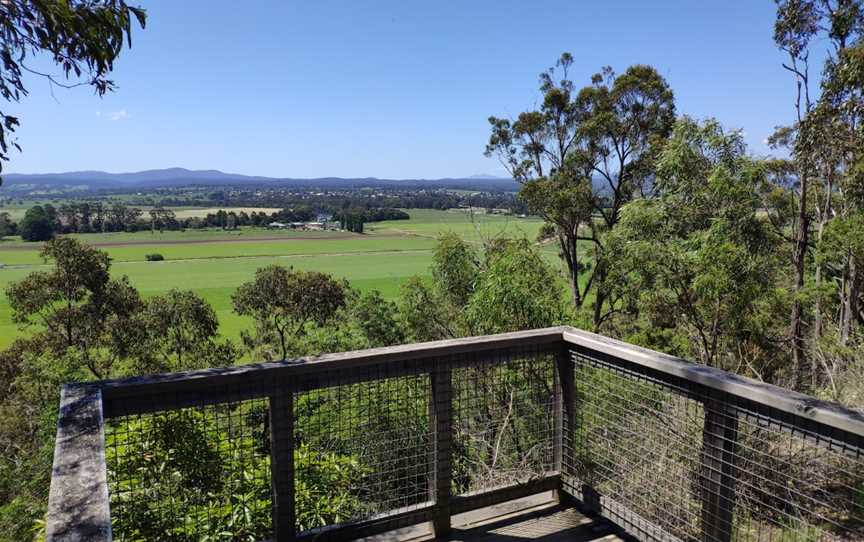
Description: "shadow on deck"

(360, 493), (622, 542)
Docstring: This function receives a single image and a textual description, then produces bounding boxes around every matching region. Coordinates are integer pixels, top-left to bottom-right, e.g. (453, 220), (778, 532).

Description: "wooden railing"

(45, 327), (864, 542)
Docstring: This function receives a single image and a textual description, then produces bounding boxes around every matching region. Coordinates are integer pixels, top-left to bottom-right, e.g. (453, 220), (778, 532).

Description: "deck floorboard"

(356, 492), (621, 542)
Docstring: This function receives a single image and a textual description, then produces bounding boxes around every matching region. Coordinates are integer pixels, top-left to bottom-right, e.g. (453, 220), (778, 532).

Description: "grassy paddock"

(0, 209), (547, 349)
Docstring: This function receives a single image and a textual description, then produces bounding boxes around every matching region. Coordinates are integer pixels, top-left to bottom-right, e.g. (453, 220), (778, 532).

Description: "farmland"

(0, 209), (546, 349)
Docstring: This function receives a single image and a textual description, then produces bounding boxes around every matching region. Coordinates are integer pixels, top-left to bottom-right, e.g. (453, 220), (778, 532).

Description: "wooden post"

(270, 391), (296, 542)
(46, 385), (112, 542)
(700, 397), (739, 542)
(555, 345), (576, 503)
(553, 349), (563, 474)
(430, 360), (453, 537)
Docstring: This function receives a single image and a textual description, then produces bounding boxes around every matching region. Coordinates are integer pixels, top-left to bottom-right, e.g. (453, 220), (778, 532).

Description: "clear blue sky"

(6, 1), (814, 179)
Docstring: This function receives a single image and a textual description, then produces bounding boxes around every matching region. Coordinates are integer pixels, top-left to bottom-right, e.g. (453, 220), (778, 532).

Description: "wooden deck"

(358, 493), (622, 542)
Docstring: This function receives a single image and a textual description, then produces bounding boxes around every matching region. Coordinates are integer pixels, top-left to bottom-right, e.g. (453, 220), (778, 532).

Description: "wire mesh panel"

(105, 398), (273, 542)
(451, 346), (556, 494)
(566, 350), (706, 541)
(566, 347), (864, 542)
(293, 369), (431, 533)
(726, 401), (864, 542)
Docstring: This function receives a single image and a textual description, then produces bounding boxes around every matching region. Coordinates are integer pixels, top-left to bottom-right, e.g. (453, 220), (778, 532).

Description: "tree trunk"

(593, 289), (604, 332)
(592, 262), (606, 332)
(841, 255), (858, 345)
(559, 233), (582, 307)
(570, 269), (581, 308)
(813, 177), (832, 340)
(791, 182), (809, 391)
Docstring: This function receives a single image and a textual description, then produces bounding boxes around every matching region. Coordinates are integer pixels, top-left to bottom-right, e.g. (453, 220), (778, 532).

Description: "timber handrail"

(563, 327), (864, 438)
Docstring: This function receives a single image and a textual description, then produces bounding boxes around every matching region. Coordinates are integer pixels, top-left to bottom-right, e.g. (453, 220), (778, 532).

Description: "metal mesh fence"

(451, 346), (556, 495)
(105, 398), (273, 542)
(293, 369), (431, 533)
(566, 348), (864, 542)
(99, 337), (864, 542)
(728, 401), (864, 542)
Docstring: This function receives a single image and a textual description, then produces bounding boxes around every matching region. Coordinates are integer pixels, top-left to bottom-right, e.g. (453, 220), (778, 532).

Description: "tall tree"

(773, 0), (818, 389)
(18, 205), (54, 241)
(0, 1), (145, 179)
(771, 0), (863, 387)
(5, 237), (143, 378)
(486, 54), (591, 308)
(486, 55), (674, 326)
(574, 64), (676, 326)
(605, 118), (784, 374)
(232, 265), (347, 360)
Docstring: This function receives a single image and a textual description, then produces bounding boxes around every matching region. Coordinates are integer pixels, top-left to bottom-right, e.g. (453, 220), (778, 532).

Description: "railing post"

(46, 385), (112, 542)
(430, 360), (453, 537)
(700, 396), (739, 542)
(270, 390), (295, 542)
(554, 344), (575, 503)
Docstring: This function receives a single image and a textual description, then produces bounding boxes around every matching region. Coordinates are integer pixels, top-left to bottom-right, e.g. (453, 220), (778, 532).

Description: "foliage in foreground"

(400, 232), (573, 341)
(605, 118), (787, 375)
(106, 407), (366, 541)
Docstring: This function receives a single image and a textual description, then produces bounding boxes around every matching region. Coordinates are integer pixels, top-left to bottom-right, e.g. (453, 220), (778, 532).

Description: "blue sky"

(6, 1), (816, 178)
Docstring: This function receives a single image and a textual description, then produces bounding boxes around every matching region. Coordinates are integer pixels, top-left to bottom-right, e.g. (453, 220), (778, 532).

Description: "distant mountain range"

(0, 168), (520, 193)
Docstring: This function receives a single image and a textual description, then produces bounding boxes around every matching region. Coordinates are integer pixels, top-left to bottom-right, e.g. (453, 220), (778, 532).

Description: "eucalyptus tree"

(771, 0), (863, 387)
(486, 54), (674, 327)
(464, 239), (571, 335)
(771, 0), (821, 386)
(399, 232), (478, 341)
(572, 64), (676, 326)
(486, 54), (594, 308)
(605, 118), (785, 374)
(143, 289), (233, 372)
(811, 28), (864, 346)
(232, 265), (348, 361)
(5, 237), (144, 378)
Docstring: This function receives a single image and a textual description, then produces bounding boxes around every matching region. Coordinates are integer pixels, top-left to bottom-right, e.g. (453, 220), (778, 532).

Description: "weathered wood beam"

(46, 385), (111, 542)
(562, 327), (864, 441)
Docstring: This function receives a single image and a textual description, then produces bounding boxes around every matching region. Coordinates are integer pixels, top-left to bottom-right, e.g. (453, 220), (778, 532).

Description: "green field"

(0, 209), (546, 349)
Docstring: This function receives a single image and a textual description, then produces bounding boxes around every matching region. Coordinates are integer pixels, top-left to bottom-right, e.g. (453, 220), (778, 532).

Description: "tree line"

(332, 208), (410, 233)
(1, 203), (411, 242)
(22, 186), (529, 215)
